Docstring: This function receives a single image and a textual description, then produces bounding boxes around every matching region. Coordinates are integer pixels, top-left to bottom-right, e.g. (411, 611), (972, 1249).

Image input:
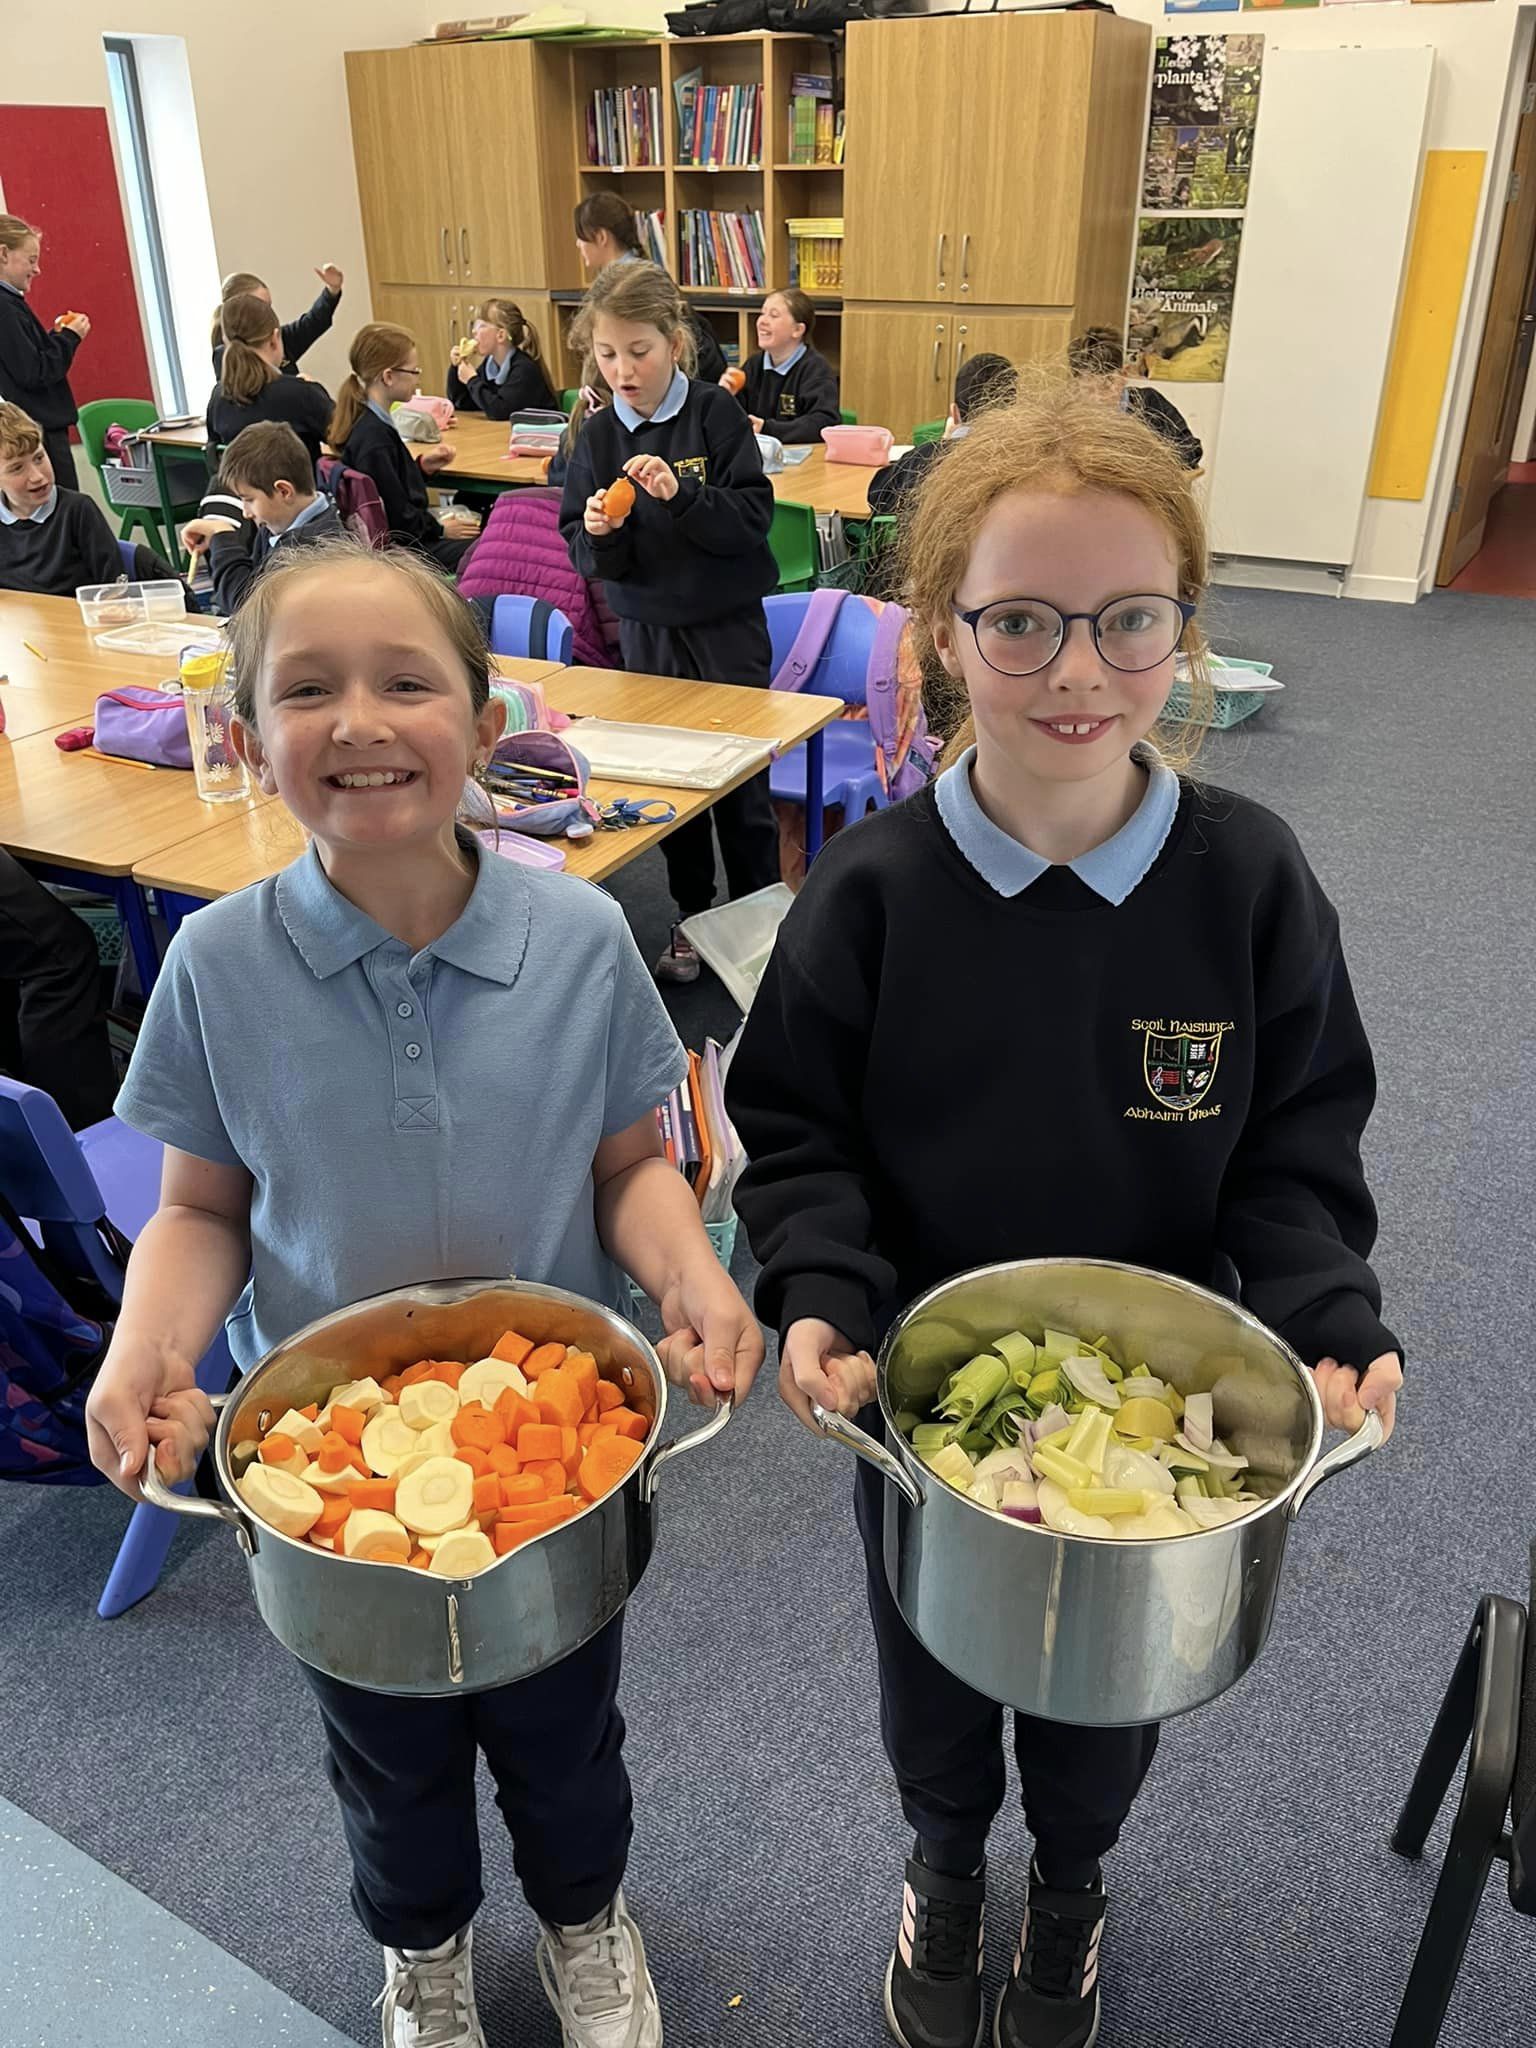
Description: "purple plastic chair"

(0, 1079), (235, 1618)
(765, 592), (887, 827)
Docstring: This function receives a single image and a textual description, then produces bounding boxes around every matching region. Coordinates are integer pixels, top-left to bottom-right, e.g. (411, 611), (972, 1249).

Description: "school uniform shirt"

(451, 348), (557, 421)
(115, 837), (687, 1370)
(206, 373), (334, 468)
(203, 495), (345, 615)
(1125, 384), (1202, 470)
(211, 283), (342, 382)
(559, 371), (776, 626)
(0, 279), (82, 430)
(864, 436), (946, 522)
(340, 402), (442, 555)
(727, 754), (1399, 1376)
(0, 484), (121, 596)
(739, 343), (840, 446)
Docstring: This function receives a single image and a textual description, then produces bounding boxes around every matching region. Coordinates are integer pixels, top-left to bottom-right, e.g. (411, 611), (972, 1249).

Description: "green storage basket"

(1167, 655), (1276, 731)
(74, 905), (127, 966)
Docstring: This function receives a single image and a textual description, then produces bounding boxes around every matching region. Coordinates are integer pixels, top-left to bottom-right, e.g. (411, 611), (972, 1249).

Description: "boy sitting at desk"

(0, 402), (123, 595)
(183, 420), (344, 614)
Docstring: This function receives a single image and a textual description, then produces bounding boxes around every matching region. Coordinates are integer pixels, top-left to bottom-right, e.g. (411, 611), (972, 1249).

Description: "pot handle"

(1288, 1409), (1384, 1518)
(641, 1393), (732, 1504)
(811, 1404), (925, 1510)
(135, 1391), (255, 1545)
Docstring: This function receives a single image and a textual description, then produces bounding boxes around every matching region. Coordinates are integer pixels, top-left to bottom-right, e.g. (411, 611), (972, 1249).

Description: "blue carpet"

(2, 586), (1533, 2046)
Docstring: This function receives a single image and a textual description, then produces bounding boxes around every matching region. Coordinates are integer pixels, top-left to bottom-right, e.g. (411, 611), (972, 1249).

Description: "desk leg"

(156, 892), (207, 939)
(114, 882), (162, 994)
(804, 729), (826, 863)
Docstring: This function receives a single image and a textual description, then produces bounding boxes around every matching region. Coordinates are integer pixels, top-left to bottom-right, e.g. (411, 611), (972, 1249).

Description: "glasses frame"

(950, 593), (1197, 678)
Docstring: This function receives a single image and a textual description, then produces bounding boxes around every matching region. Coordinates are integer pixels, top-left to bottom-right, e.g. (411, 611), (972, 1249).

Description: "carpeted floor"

(5, 584), (1535, 2047)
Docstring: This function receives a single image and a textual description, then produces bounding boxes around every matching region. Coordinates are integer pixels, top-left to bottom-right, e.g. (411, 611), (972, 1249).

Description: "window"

(103, 36), (186, 414)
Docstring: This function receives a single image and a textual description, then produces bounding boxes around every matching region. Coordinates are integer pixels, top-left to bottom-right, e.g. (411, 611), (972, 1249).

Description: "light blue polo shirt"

(765, 343), (806, 376)
(0, 486), (57, 526)
(116, 839), (687, 1369)
(612, 366), (689, 432)
(935, 744), (1179, 905)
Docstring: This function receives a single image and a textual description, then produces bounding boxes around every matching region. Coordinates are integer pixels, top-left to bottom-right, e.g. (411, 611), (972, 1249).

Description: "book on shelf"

(787, 73), (835, 166)
(673, 64), (702, 164)
(634, 208), (666, 266)
(678, 208), (765, 292)
(833, 109), (846, 166)
(680, 82), (763, 168)
(585, 84), (662, 168)
(786, 216), (844, 293)
(815, 101), (835, 166)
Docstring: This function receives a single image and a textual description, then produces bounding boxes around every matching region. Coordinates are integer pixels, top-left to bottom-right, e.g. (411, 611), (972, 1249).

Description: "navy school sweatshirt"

(0, 286), (82, 430)
(559, 379), (776, 627)
(726, 779), (1399, 1377)
(450, 350), (558, 421)
(0, 487), (121, 596)
(739, 345), (841, 446)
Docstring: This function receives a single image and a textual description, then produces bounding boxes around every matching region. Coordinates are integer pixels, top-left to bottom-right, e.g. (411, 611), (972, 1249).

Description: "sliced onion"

(1182, 1392), (1214, 1454)
(1003, 1503), (1044, 1524)
(1176, 1431), (1248, 1473)
(1061, 1356), (1122, 1410)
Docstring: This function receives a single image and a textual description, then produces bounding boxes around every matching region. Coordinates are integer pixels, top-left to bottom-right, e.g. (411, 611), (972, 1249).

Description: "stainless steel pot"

(141, 1278), (728, 1696)
(814, 1258), (1383, 1726)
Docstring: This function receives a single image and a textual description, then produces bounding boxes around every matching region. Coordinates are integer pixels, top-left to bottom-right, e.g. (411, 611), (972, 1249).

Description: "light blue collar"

(0, 278), (23, 299)
(268, 494), (330, 547)
(613, 366), (689, 432)
(274, 838), (530, 986)
(766, 342), (807, 376)
(483, 349), (512, 385)
(367, 398), (394, 427)
(935, 745), (1179, 905)
(0, 485), (57, 527)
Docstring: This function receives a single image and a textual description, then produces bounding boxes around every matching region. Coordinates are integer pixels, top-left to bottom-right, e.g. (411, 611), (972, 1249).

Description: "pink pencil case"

(821, 424), (894, 466)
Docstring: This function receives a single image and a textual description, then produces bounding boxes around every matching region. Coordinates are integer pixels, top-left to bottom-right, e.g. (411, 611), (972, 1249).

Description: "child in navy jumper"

(726, 379), (1402, 2048)
(449, 298), (557, 420)
(732, 289), (840, 446)
(330, 322), (479, 571)
(0, 214), (90, 492)
(560, 260), (780, 985)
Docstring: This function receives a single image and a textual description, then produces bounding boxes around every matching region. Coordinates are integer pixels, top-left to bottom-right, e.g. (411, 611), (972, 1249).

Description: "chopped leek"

(1032, 1443), (1094, 1492)
(920, 1441), (976, 1492)
(1066, 1487), (1147, 1518)
(939, 1353), (1009, 1425)
(992, 1330), (1037, 1382)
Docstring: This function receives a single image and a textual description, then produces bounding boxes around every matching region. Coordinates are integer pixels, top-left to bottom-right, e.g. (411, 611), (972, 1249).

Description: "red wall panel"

(0, 103), (155, 424)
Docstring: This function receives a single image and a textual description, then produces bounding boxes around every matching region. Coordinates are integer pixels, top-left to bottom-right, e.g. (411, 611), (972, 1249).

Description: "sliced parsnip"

(341, 1508), (412, 1563)
(399, 1379), (461, 1431)
(238, 1464), (324, 1538)
(414, 1420), (458, 1460)
(361, 1407), (423, 1477)
(299, 1459), (359, 1495)
(396, 1456), (475, 1536)
(458, 1357), (530, 1411)
(269, 1408), (324, 1455)
(255, 1437), (308, 1478)
(428, 1529), (497, 1577)
(416, 1523), (474, 1553)
(324, 1377), (387, 1418)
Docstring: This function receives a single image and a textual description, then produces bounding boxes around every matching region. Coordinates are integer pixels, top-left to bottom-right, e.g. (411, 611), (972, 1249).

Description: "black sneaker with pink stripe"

(992, 1865), (1106, 2048)
(882, 1852), (986, 2048)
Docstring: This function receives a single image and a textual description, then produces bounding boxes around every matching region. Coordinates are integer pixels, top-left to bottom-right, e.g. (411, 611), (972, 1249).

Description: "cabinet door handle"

(955, 327), (968, 377)
(461, 226), (471, 275)
(936, 231), (947, 291)
(451, 312), (460, 351)
(442, 227), (453, 274)
(959, 234), (971, 295)
(932, 325), (946, 381)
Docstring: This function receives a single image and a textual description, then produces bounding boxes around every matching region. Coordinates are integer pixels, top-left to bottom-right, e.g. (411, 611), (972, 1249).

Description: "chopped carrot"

(606, 1408), (650, 1442)
(317, 1430), (351, 1474)
(425, 1360), (465, 1390)
(517, 1422), (563, 1463)
(523, 1342), (568, 1379)
(496, 1387), (541, 1440)
(487, 1442), (522, 1477)
(536, 1369), (585, 1432)
(349, 1478), (398, 1514)
(329, 1404), (367, 1445)
(452, 1402), (505, 1452)
(472, 1474), (502, 1518)
(408, 1548), (430, 1567)
(380, 1374), (404, 1400)
(501, 1471), (548, 1508)
(578, 1421), (611, 1448)
(348, 1448), (370, 1476)
(561, 1426), (582, 1478)
(298, 1402), (320, 1421)
(454, 1444), (493, 1478)
(497, 1496), (579, 1532)
(524, 1459), (568, 1497)
(564, 1350), (600, 1410)
(579, 1435), (644, 1502)
(493, 1523), (538, 1555)
(314, 1495), (354, 1537)
(492, 1329), (534, 1367)
(594, 1381), (626, 1414)
(258, 1433), (299, 1465)
(397, 1361), (434, 1387)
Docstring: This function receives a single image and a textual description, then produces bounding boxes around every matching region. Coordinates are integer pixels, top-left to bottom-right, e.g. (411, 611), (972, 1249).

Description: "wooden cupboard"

(842, 306), (1073, 444)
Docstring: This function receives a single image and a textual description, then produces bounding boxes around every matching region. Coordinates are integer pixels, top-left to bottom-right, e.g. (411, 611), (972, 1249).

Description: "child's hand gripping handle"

(135, 1392), (256, 1545)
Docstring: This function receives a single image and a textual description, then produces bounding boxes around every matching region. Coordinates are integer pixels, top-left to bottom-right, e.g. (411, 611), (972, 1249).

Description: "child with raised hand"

(210, 262), (343, 378)
(726, 376), (1401, 2048)
(559, 260), (781, 985)
(450, 298), (557, 419)
(84, 539), (763, 2048)
(731, 289), (840, 445)
(207, 292), (334, 466)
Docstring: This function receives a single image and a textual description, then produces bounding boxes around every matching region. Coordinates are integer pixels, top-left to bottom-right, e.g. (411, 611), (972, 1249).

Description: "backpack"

(0, 1189), (119, 1486)
(317, 459), (389, 550)
(770, 586), (937, 801)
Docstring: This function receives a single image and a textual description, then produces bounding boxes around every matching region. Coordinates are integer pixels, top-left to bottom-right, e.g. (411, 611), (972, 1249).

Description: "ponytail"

(327, 371), (370, 452)
(216, 293), (281, 405)
(211, 270), (267, 355)
(478, 297), (542, 364)
(329, 323), (415, 449)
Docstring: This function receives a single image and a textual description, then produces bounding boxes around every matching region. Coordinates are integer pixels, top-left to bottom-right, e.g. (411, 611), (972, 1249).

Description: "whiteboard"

(1208, 47), (1433, 567)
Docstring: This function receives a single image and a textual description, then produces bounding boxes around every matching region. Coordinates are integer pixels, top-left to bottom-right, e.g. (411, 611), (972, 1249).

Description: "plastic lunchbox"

(821, 424), (894, 466)
(75, 581), (187, 637)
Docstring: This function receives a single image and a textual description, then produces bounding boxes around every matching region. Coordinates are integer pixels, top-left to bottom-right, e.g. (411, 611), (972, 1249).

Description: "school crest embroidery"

(674, 455), (708, 485)
(778, 393), (798, 417)
(1143, 1030), (1222, 1109)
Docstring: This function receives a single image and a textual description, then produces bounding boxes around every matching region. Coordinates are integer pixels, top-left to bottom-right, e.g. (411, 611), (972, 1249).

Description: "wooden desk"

(0, 589), (208, 739)
(134, 666), (840, 911)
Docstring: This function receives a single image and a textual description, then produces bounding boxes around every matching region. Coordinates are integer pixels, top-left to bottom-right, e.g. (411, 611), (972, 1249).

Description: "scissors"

(597, 797), (678, 830)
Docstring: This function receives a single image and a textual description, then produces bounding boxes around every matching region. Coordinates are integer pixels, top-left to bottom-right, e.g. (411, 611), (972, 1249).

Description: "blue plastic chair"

(765, 591), (887, 826)
(488, 594), (575, 665)
(117, 539), (135, 576)
(0, 1078), (235, 1619)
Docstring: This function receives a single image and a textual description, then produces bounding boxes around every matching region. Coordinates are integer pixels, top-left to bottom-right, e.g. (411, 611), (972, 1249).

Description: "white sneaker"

(375, 1924), (487, 2048)
(536, 1889), (663, 2048)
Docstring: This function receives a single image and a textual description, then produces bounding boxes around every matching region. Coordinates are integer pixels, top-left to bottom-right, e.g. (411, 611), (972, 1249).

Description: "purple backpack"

(770, 587), (937, 802)
(93, 686), (192, 770)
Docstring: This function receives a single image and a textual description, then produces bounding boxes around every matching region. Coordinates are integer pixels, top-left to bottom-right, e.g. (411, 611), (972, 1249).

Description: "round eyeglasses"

(951, 594), (1196, 678)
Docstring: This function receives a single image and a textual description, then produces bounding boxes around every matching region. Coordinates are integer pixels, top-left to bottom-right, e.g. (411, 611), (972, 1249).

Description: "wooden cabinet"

(843, 21), (957, 303)
(951, 312), (1073, 387)
(437, 43), (553, 289)
(842, 307), (1074, 441)
(345, 49), (458, 289)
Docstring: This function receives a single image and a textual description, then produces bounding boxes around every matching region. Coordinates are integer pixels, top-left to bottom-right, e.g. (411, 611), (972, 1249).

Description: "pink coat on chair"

(457, 488), (621, 669)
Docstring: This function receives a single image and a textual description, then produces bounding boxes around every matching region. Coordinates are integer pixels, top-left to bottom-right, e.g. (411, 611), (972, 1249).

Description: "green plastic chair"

(768, 499), (818, 593)
(840, 408), (858, 426)
(912, 419), (946, 446)
(561, 388), (579, 414)
(76, 399), (203, 558)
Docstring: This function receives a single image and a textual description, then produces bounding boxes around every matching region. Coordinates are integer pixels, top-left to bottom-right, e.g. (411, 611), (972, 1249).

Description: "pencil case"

(821, 424), (894, 466)
(92, 686), (192, 770)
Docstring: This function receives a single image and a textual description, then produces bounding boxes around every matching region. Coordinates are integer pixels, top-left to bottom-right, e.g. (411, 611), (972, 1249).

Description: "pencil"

(82, 748), (156, 772)
(23, 641), (48, 662)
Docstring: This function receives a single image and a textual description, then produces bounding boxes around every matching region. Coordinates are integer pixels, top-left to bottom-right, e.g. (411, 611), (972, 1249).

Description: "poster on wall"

(1166, 0), (1241, 13)
(1242, 0), (1318, 11)
(1130, 217), (1244, 383)
(1142, 36), (1264, 210)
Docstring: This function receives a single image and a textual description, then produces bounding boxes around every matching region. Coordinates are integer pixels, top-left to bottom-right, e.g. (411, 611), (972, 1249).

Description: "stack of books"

(655, 1041), (744, 1225)
(786, 217), (844, 292)
(633, 208), (667, 266)
(678, 209), (766, 292)
(787, 71), (835, 165)
(585, 85), (663, 168)
(674, 71), (763, 168)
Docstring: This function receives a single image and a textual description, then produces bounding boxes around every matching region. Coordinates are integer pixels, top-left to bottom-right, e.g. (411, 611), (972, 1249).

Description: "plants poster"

(1130, 217), (1244, 383)
(1142, 34), (1264, 210)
